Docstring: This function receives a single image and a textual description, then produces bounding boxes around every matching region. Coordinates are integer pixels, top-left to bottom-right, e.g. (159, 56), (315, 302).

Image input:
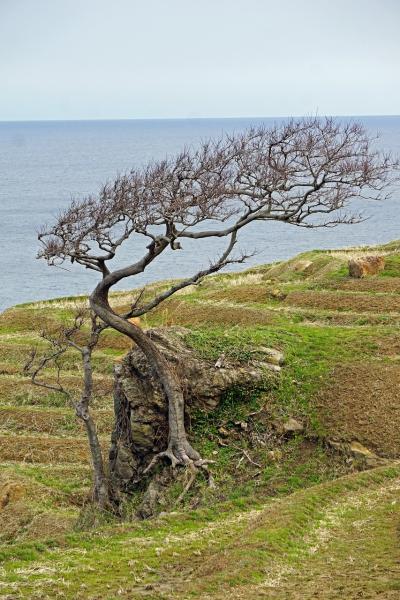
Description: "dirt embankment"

(285, 290), (400, 313)
(314, 362), (400, 457)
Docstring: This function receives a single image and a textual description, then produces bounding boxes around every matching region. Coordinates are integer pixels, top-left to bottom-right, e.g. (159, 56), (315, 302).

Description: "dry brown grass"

(280, 307), (400, 326)
(0, 469), (85, 542)
(285, 291), (400, 313)
(72, 328), (132, 351)
(0, 434), (109, 463)
(223, 273), (265, 287)
(0, 377), (55, 404)
(0, 495), (77, 543)
(327, 249), (396, 259)
(153, 300), (277, 327)
(18, 510), (77, 541)
(204, 284), (269, 304)
(0, 308), (57, 332)
(0, 342), (40, 368)
(0, 407), (114, 436)
(327, 277), (400, 294)
(0, 373), (113, 408)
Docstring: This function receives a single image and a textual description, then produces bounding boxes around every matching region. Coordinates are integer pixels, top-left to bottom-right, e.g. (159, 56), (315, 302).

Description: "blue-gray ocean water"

(1, 116), (399, 312)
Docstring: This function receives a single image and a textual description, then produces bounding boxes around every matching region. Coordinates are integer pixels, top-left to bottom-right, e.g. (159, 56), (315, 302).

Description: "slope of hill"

(1, 241), (400, 599)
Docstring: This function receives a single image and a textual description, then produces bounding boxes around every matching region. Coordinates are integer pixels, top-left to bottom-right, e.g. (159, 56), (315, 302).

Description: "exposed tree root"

(174, 463), (198, 506)
(143, 441), (214, 473)
(143, 440), (216, 498)
(173, 461), (216, 506)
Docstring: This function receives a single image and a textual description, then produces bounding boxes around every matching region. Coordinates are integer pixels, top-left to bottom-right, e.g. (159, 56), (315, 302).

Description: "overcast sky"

(1, 0), (399, 121)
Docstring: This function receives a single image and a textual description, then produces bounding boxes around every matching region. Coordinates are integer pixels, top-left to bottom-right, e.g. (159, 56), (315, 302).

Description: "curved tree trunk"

(90, 283), (201, 468)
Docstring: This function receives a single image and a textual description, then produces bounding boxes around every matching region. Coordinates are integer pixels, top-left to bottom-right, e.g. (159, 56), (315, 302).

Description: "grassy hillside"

(1, 241), (400, 598)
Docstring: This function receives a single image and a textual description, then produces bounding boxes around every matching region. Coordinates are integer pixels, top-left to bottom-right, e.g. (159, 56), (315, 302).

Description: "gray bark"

(75, 346), (110, 508)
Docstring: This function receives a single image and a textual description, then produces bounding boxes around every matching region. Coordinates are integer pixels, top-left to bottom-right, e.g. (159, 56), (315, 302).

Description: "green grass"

(381, 254), (400, 276)
(187, 321), (383, 432)
(0, 466), (398, 598)
(2, 241), (400, 598)
(4, 463), (92, 496)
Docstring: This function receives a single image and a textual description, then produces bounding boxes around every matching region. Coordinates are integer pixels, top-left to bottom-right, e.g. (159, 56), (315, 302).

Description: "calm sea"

(1, 116), (399, 312)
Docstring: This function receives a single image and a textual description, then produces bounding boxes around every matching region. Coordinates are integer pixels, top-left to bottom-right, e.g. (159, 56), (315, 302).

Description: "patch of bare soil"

(285, 291), (400, 313)
(374, 335), (400, 357)
(314, 362), (400, 457)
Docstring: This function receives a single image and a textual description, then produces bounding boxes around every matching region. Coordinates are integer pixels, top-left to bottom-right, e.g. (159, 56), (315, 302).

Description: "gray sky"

(1, 0), (399, 120)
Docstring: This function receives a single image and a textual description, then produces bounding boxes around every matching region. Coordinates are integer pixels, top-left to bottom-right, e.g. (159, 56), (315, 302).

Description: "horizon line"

(1, 113), (400, 124)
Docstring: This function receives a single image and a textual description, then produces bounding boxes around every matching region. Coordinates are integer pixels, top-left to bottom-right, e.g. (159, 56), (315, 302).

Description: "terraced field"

(1, 241), (400, 598)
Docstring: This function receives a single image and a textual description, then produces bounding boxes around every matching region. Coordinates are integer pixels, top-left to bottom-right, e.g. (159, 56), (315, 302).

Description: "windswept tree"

(38, 117), (398, 471)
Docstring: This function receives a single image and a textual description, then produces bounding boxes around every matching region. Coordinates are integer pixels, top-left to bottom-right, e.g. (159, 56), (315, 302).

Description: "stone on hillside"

(269, 288), (287, 301)
(273, 417), (304, 434)
(364, 455), (390, 468)
(348, 256), (385, 278)
(258, 347), (285, 366)
(293, 260), (313, 273)
(327, 439), (346, 452)
(110, 326), (279, 489)
(128, 317), (142, 327)
(283, 417), (304, 433)
(350, 440), (375, 458)
(214, 353), (226, 368)
(349, 441), (389, 467)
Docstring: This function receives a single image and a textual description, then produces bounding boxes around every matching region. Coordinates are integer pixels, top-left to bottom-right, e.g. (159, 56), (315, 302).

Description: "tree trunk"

(90, 284), (201, 469)
(75, 347), (110, 508)
(81, 414), (110, 507)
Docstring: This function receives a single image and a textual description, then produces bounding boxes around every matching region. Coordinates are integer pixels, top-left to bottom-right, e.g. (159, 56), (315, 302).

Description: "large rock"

(348, 256), (385, 278)
(109, 326), (280, 490)
(0, 480), (24, 510)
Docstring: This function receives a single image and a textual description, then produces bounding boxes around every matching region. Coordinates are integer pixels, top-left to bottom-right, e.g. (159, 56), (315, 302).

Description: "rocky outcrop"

(348, 255), (385, 278)
(326, 439), (390, 468)
(109, 326), (281, 491)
